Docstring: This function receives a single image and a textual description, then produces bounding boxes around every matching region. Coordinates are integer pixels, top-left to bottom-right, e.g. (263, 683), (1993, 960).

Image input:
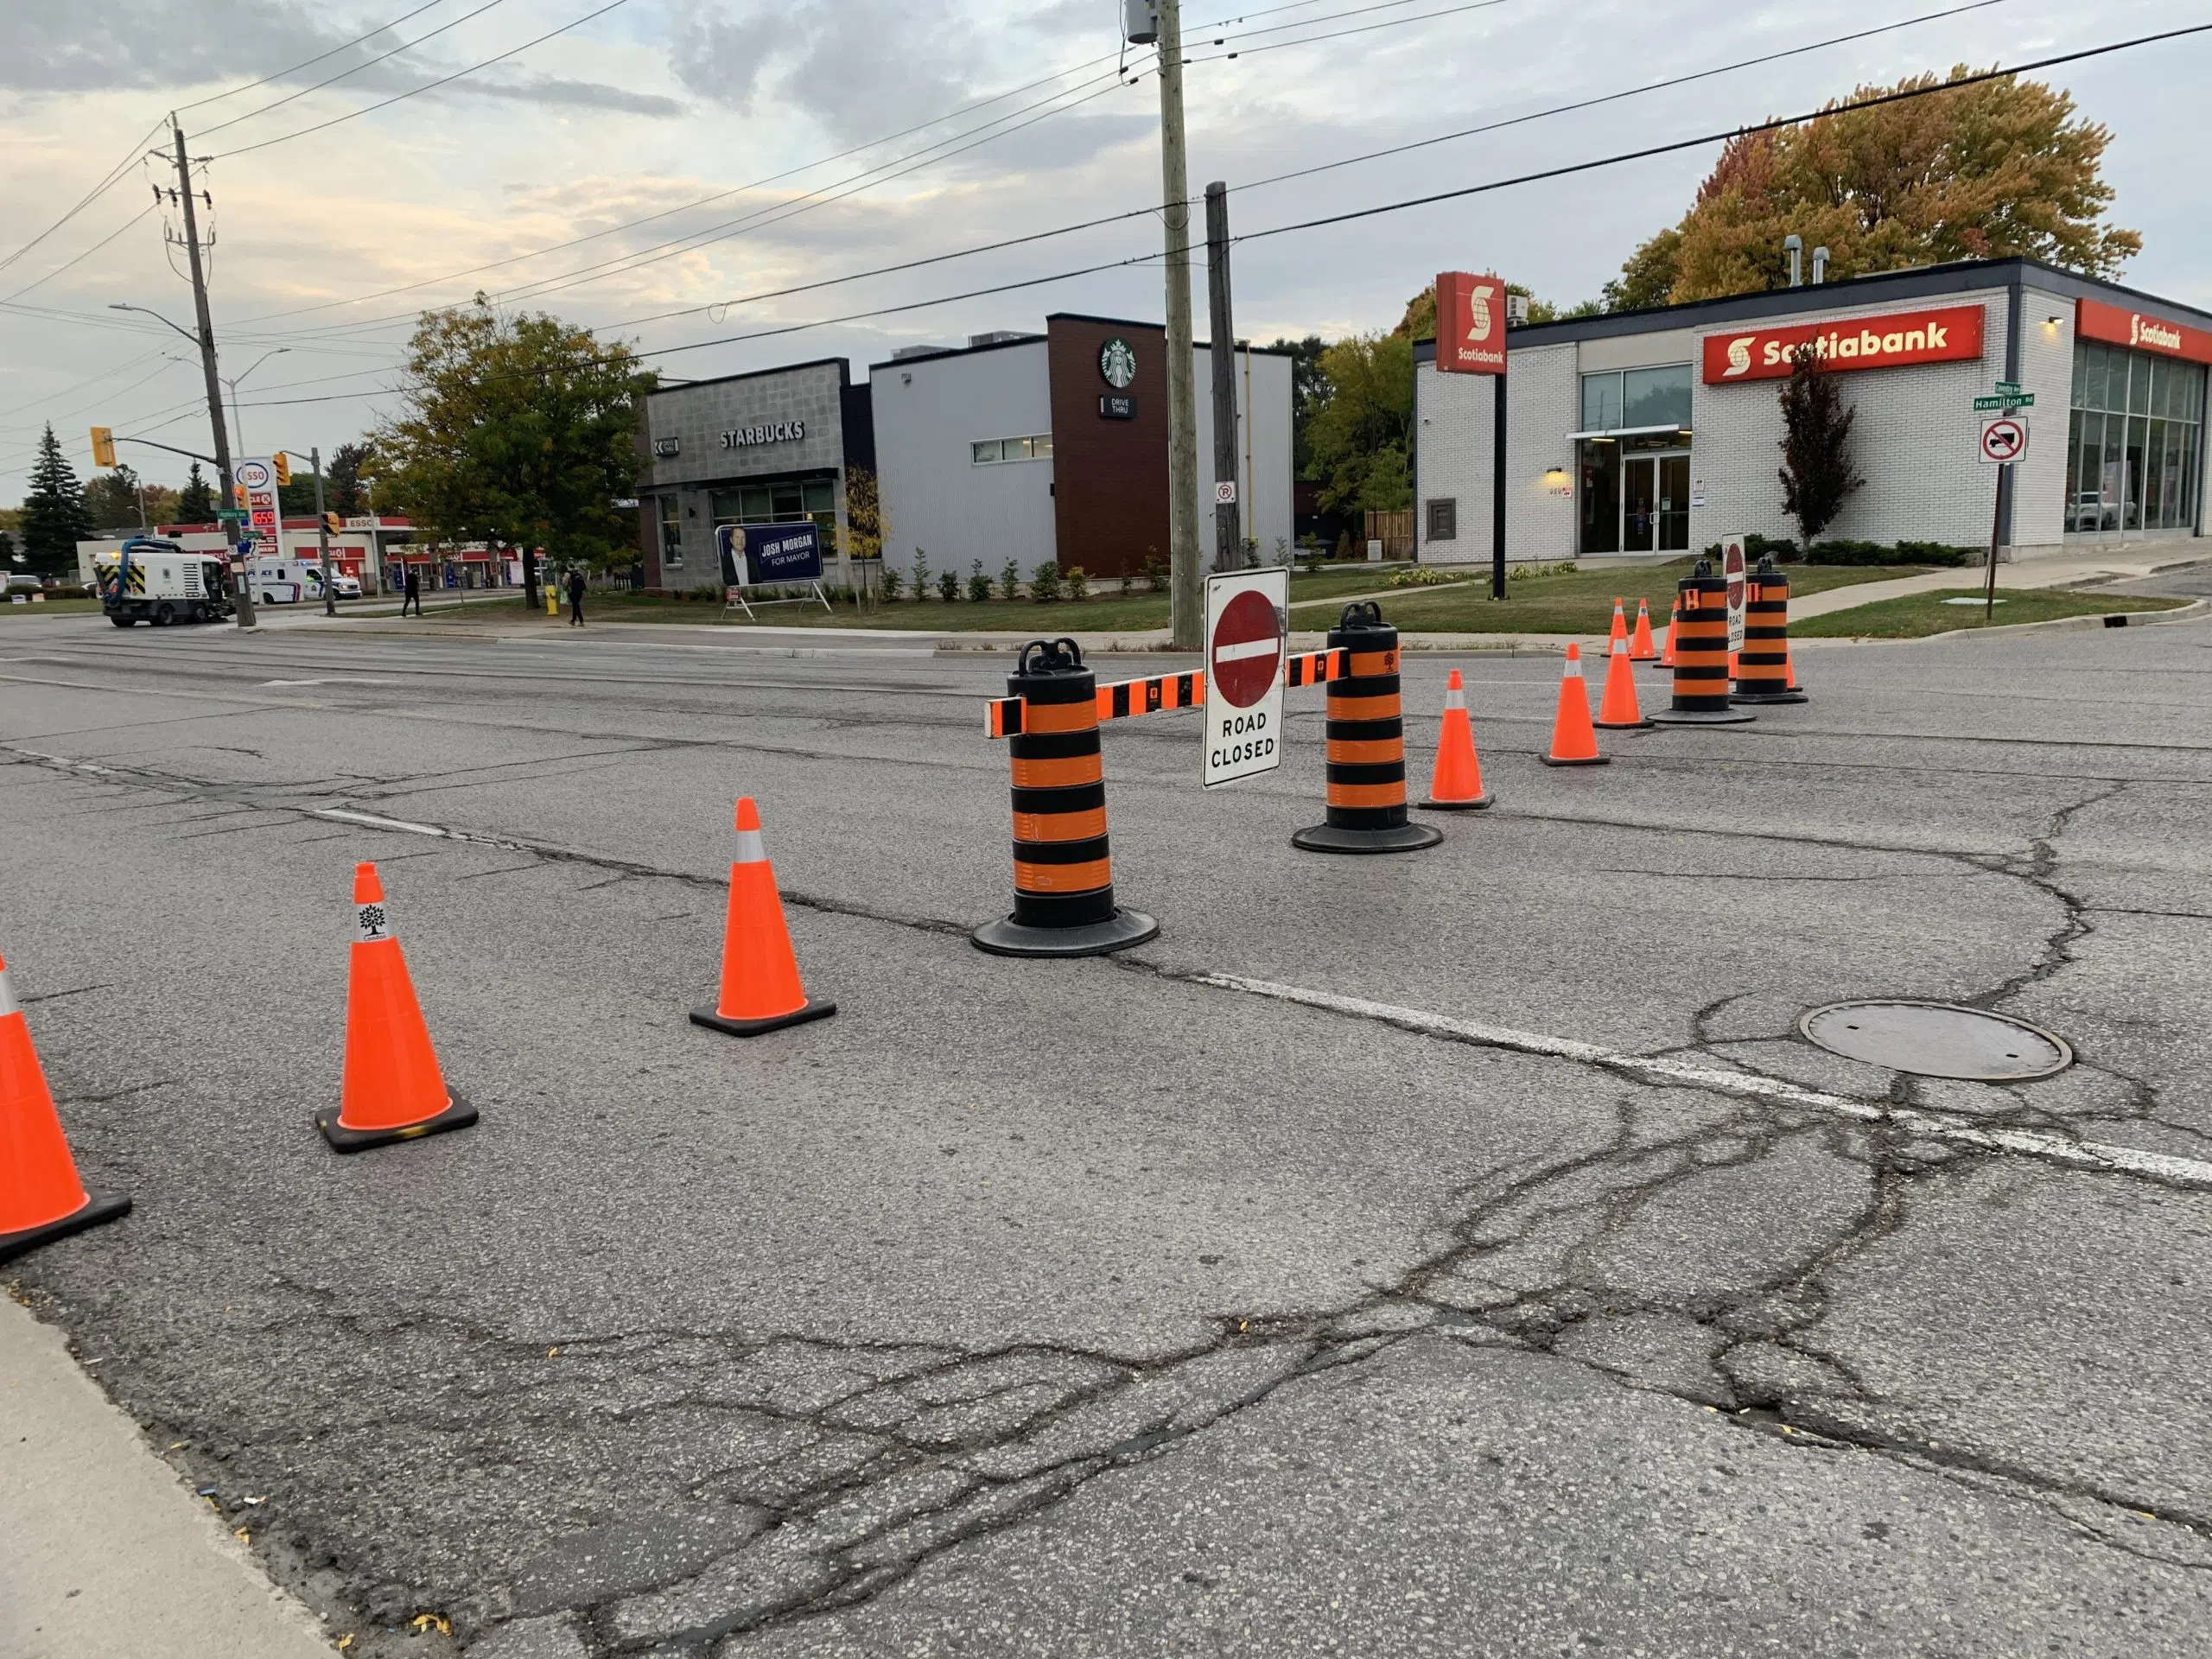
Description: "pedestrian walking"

(567, 567), (587, 628)
(401, 566), (422, 618)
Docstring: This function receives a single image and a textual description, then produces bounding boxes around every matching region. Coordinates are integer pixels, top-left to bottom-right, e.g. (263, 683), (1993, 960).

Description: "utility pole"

(1205, 181), (1241, 575)
(170, 117), (254, 629)
(313, 447), (337, 617)
(1154, 0), (1201, 648)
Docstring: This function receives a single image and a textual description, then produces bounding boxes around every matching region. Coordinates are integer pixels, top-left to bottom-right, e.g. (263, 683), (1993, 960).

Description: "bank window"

(658, 496), (683, 568)
(2066, 339), (2205, 537)
(972, 435), (1052, 464)
(1580, 365), (1691, 433)
(1425, 498), (1457, 541)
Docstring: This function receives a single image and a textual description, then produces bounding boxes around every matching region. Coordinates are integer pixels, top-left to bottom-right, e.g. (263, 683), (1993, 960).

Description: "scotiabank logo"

(1700, 304), (1984, 384)
(2075, 296), (2212, 364)
(1437, 270), (1506, 375)
(1468, 287), (1493, 343)
(2133, 315), (2183, 351)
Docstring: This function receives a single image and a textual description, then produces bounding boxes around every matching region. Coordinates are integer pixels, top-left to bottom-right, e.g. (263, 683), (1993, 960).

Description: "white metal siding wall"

(1193, 347), (1295, 562)
(1415, 343), (1578, 565)
(1690, 288), (2009, 551)
(872, 343), (1056, 582)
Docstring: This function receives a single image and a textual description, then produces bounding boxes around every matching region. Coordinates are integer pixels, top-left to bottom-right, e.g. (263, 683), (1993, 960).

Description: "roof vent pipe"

(1784, 234), (1803, 288)
(1811, 246), (1830, 285)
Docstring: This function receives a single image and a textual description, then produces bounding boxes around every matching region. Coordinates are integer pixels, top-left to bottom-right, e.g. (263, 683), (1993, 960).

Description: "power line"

(208, 0), (632, 160)
(196, 0), (514, 140)
(0, 202), (159, 305)
(176, 0), (461, 113)
(1232, 22), (2212, 247)
(0, 118), (168, 277)
(1179, 0), (1508, 62)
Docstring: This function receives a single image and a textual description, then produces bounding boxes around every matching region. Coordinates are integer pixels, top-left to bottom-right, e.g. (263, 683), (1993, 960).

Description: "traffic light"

(89, 426), (116, 467)
(273, 453), (292, 486)
(324, 512), (341, 534)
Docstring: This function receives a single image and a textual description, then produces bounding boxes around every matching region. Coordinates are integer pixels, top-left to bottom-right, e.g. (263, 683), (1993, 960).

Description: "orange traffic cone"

(1607, 597), (1630, 655)
(1541, 643), (1610, 767)
(315, 863), (475, 1152)
(1628, 598), (1658, 661)
(1418, 669), (1492, 810)
(1659, 597), (1679, 668)
(1595, 637), (1654, 729)
(1728, 649), (1740, 684)
(1785, 640), (1806, 695)
(0, 947), (130, 1262)
(691, 798), (836, 1038)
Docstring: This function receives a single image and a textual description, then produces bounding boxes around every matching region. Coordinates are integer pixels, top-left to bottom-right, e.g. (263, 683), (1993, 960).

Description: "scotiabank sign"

(1437, 270), (1507, 374)
(2075, 297), (2212, 365)
(1701, 304), (1984, 384)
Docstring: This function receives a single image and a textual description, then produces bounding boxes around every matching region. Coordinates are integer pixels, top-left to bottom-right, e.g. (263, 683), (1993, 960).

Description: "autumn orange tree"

(1612, 68), (2139, 307)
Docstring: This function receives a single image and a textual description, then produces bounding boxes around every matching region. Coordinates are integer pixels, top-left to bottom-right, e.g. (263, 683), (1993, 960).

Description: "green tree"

(82, 461), (145, 530)
(1777, 346), (1865, 544)
(278, 471), (327, 516)
(1265, 334), (1329, 479)
(1616, 68), (2139, 305)
(325, 441), (374, 515)
(19, 424), (95, 575)
(1307, 331), (1413, 517)
(177, 461), (217, 523)
(0, 528), (15, 564)
(375, 296), (653, 603)
(1602, 226), (1682, 311)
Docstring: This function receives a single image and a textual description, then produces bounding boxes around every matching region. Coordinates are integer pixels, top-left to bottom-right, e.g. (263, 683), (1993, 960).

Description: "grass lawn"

(1376, 558), (1932, 636)
(0, 597), (102, 617)
(1796, 587), (2189, 639)
(426, 563), (1429, 632)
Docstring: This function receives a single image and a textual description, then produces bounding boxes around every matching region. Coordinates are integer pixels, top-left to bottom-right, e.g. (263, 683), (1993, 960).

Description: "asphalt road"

(2, 600), (2209, 1657)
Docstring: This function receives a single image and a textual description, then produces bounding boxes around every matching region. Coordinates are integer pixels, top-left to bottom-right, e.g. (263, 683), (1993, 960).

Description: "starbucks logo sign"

(1098, 336), (1137, 390)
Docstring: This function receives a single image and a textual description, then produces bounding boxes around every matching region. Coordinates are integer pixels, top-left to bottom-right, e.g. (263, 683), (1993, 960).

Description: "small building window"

(1426, 498), (1458, 541)
(972, 435), (1053, 464)
(658, 496), (683, 567)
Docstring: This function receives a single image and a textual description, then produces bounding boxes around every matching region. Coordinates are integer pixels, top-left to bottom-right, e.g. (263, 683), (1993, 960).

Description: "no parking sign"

(1203, 568), (1287, 787)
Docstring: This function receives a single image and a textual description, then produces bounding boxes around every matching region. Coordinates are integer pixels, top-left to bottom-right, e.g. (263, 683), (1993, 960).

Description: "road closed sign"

(1719, 533), (1748, 652)
(1979, 415), (2029, 465)
(1203, 567), (1287, 788)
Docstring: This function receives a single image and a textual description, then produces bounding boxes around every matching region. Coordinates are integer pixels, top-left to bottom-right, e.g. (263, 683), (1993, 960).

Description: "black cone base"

(315, 1091), (477, 1154)
(1650, 707), (1756, 725)
(690, 1000), (837, 1039)
(1417, 793), (1493, 811)
(1292, 821), (1445, 854)
(1732, 689), (1809, 704)
(1594, 717), (1656, 731)
(0, 1191), (130, 1266)
(1539, 753), (1613, 767)
(972, 908), (1159, 958)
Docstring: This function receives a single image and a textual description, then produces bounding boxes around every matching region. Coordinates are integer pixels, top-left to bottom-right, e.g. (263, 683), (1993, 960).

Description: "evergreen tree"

(0, 528), (16, 565)
(326, 441), (374, 515)
(178, 460), (217, 523)
(20, 425), (95, 575)
(1777, 347), (1865, 546)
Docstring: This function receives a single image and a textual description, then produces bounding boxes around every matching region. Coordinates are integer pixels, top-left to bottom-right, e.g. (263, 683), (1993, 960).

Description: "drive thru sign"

(1204, 568), (1287, 787)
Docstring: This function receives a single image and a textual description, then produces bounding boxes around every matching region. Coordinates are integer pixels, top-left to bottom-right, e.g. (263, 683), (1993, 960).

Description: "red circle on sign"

(1211, 588), (1282, 708)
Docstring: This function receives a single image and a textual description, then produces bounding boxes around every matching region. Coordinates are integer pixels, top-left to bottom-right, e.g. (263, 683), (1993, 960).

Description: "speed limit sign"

(1979, 416), (2029, 465)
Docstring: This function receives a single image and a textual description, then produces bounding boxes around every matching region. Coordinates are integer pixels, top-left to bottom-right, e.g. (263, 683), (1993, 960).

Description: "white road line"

(309, 807), (447, 837)
(1193, 972), (2212, 1192)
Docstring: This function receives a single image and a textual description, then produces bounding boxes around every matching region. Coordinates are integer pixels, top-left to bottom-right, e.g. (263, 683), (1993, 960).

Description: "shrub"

(938, 569), (960, 602)
(1000, 559), (1022, 601)
(968, 560), (993, 603)
(1804, 539), (1974, 569)
(911, 550), (931, 600)
(1384, 566), (1453, 588)
(1065, 564), (1089, 601)
(1141, 550), (1170, 592)
(1030, 560), (1064, 602)
(880, 567), (904, 601)
(1890, 540), (1976, 568)
(1119, 569), (1135, 595)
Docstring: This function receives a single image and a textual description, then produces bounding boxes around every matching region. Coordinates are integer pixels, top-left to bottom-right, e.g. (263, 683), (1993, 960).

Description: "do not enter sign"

(1204, 568), (1287, 788)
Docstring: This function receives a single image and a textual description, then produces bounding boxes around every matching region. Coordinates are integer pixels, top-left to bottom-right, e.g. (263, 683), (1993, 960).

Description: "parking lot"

(3, 588), (2210, 1657)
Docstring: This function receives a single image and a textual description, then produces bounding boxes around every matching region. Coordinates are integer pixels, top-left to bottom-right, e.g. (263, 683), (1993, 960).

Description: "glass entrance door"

(1656, 454), (1690, 550)
(1620, 451), (1689, 553)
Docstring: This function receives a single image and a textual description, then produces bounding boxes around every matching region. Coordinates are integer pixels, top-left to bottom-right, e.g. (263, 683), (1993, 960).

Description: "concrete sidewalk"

(1, 1294), (332, 1658)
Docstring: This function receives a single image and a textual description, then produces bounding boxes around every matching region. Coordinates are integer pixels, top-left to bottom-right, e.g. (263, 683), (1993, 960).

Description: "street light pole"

(222, 347), (290, 461)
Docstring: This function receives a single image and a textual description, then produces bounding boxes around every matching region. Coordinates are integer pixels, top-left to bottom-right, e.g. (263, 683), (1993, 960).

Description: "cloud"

(466, 76), (683, 118)
(668, 0), (971, 141)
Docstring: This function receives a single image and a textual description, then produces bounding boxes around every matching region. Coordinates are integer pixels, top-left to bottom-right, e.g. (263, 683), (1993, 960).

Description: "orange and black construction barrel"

(973, 639), (1159, 957)
(1650, 561), (1754, 727)
(1293, 602), (1443, 854)
(1731, 556), (1808, 704)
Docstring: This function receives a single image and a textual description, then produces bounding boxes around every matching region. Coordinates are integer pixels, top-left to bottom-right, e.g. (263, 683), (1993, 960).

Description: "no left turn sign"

(1980, 415), (2029, 464)
(1203, 568), (1287, 788)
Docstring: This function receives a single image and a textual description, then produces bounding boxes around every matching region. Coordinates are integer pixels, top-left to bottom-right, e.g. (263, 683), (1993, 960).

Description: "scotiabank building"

(1414, 257), (2210, 563)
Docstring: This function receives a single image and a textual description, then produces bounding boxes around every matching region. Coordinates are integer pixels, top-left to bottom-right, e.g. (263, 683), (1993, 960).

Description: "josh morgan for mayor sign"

(719, 522), (823, 586)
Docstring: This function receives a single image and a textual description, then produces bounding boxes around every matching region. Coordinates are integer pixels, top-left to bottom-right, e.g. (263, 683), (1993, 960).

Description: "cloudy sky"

(3, 0), (2207, 500)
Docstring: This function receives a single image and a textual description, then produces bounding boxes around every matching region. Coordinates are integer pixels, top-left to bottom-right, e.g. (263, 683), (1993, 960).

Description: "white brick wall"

(1415, 342), (1578, 564)
(1691, 287), (2010, 553)
(2012, 283), (2076, 555)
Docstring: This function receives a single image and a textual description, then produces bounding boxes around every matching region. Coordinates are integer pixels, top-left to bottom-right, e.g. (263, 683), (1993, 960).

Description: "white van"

(249, 556), (325, 604)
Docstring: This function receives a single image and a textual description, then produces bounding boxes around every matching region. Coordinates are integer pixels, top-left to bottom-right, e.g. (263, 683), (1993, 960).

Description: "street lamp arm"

(116, 435), (219, 466)
(107, 302), (201, 347)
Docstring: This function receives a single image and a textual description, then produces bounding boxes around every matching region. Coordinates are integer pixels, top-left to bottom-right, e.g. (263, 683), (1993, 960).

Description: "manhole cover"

(1798, 1001), (2073, 1081)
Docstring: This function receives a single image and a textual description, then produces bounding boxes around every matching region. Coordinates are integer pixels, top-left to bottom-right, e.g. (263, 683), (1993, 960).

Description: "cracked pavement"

(1, 601), (2209, 1656)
